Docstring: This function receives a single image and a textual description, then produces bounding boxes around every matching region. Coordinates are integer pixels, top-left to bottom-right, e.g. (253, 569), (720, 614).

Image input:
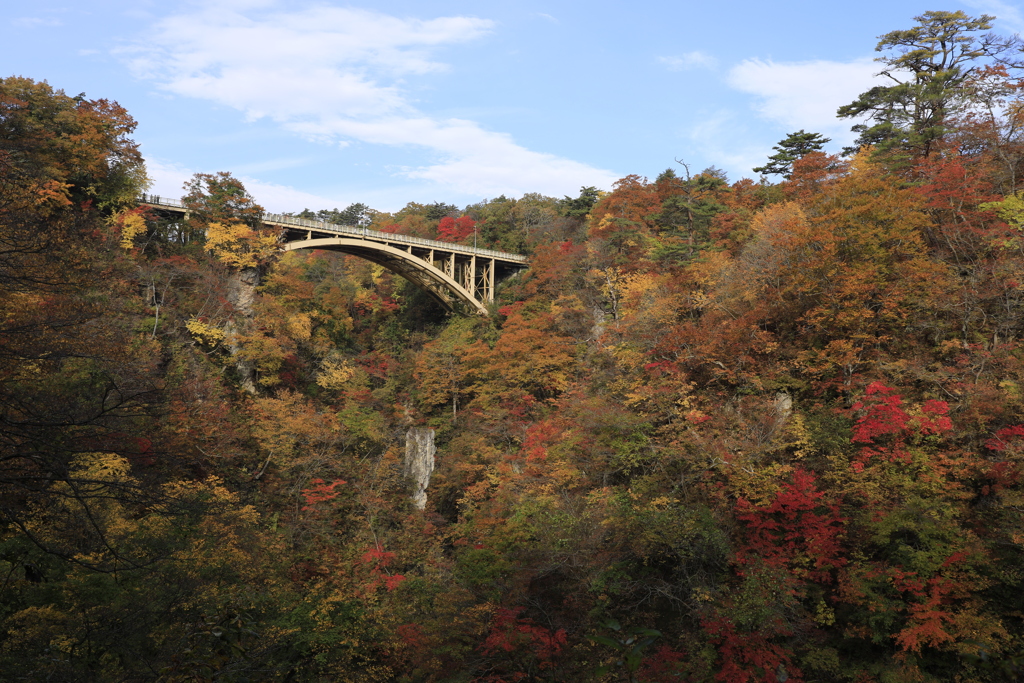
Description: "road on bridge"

(139, 195), (529, 315)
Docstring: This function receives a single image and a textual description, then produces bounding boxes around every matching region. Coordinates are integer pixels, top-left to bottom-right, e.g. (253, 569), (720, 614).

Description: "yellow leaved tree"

(205, 220), (280, 269)
(181, 172), (278, 268)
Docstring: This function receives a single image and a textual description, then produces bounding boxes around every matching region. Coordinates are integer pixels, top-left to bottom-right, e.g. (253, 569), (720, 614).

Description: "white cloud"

(122, 1), (618, 198)
(242, 177), (356, 214)
(405, 141), (620, 198)
(12, 16), (62, 28)
(143, 158), (191, 201)
(144, 158), (355, 213)
(963, 0), (1024, 35)
(680, 111), (767, 182)
(659, 52), (716, 71)
(230, 156), (316, 175)
(727, 57), (882, 145)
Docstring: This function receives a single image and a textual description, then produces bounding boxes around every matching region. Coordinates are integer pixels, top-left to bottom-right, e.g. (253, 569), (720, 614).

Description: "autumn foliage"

(9, 24), (1024, 680)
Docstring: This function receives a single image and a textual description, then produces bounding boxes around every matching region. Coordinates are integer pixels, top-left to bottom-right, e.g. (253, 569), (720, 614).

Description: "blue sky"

(4, 0), (1024, 212)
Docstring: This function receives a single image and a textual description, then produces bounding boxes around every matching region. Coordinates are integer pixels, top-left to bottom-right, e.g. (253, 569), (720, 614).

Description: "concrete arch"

(283, 237), (490, 315)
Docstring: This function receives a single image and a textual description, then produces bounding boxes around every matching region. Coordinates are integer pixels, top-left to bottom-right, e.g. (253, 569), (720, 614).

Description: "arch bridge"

(139, 196), (529, 315)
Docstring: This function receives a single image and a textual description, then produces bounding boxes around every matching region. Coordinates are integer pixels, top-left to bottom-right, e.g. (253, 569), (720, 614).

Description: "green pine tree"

(837, 10), (1023, 159)
(753, 130), (831, 179)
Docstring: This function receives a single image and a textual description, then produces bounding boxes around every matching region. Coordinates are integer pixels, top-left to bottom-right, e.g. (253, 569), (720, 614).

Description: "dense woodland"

(8, 10), (1024, 682)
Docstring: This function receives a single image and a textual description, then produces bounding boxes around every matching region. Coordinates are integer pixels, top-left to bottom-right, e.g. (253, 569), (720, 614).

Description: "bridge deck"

(138, 195), (529, 315)
(138, 195), (528, 266)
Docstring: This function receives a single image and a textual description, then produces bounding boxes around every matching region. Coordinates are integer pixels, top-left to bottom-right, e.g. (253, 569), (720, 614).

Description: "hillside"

(4, 12), (1024, 682)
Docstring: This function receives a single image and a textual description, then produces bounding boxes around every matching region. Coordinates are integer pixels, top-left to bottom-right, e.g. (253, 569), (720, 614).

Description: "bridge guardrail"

(138, 194), (528, 263)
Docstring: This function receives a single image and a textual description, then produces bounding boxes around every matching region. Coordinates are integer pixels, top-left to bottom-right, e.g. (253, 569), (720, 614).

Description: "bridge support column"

(467, 255), (476, 299)
(479, 258), (494, 303)
(276, 237), (522, 316)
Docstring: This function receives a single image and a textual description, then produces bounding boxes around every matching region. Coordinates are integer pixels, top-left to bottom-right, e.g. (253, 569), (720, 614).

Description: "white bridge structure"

(140, 196), (529, 315)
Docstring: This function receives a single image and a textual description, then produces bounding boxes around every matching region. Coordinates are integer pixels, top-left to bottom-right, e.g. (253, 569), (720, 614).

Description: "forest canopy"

(5, 10), (1024, 682)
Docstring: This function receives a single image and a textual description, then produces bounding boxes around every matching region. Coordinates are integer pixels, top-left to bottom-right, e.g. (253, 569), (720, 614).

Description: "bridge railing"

(138, 194), (528, 264)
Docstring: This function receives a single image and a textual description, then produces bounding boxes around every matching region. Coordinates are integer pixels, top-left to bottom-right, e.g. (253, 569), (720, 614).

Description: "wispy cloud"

(727, 57), (882, 144)
(962, 0), (1024, 35)
(143, 159), (194, 201)
(659, 52), (716, 71)
(122, 1), (618, 198)
(12, 16), (63, 28)
(681, 110), (767, 181)
(145, 158), (354, 213)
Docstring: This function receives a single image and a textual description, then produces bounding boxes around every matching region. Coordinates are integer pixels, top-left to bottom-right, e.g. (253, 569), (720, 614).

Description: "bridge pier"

(137, 196), (528, 315)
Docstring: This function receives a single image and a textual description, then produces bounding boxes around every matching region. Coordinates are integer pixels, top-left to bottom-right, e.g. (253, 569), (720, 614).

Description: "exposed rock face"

(228, 267), (260, 317)
(774, 391), (792, 423)
(766, 391), (793, 443)
(404, 428), (436, 511)
(227, 267), (260, 393)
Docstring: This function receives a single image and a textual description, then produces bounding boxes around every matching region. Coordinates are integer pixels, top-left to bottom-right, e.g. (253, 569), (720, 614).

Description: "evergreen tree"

(754, 130), (831, 178)
(296, 203), (375, 226)
(559, 186), (601, 218)
(837, 10), (1023, 158)
(424, 201), (459, 220)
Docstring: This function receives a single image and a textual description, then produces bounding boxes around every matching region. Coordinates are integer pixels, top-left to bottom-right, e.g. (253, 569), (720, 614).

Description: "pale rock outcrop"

(404, 428), (436, 511)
